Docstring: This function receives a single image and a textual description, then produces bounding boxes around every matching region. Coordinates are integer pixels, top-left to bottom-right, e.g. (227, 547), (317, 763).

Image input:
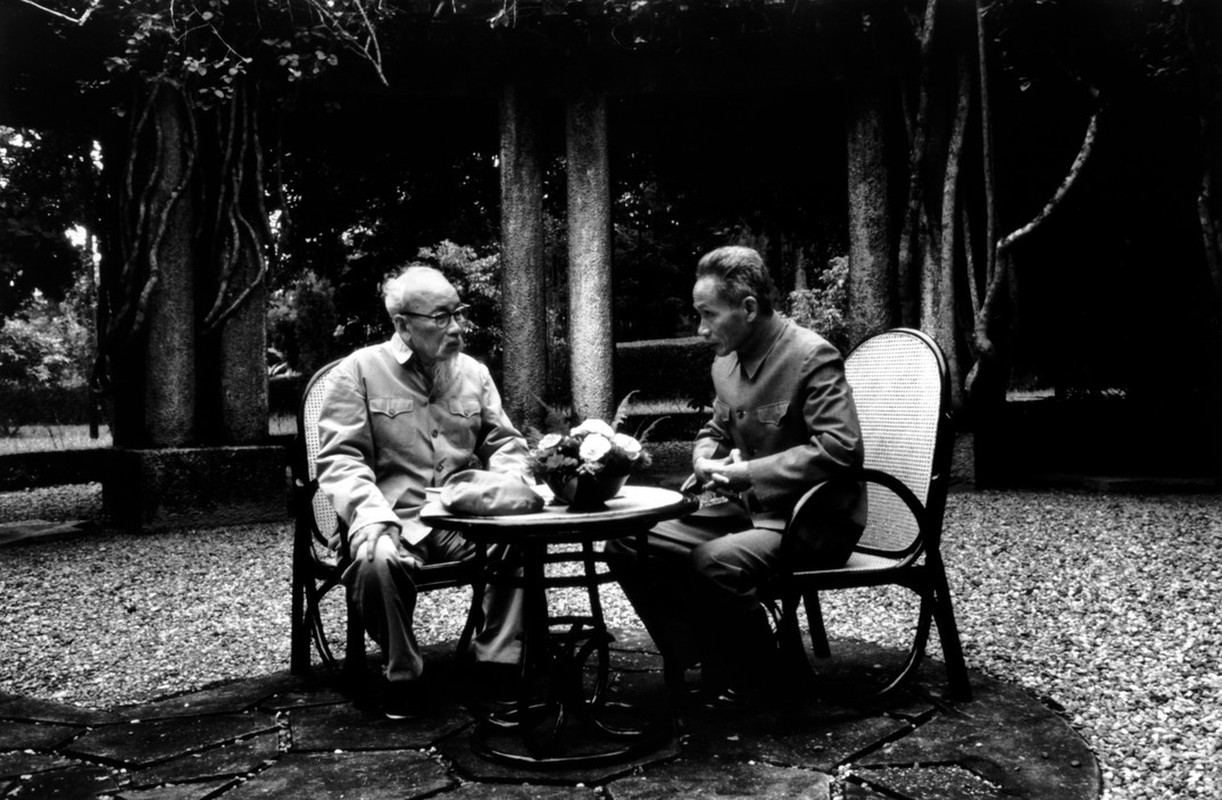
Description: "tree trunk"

(845, 49), (897, 347)
(217, 279), (267, 444)
(897, 0), (941, 328)
(1186, 0), (1222, 312)
(1185, 0), (1222, 480)
(566, 85), (614, 422)
(928, 51), (971, 411)
(499, 82), (547, 432)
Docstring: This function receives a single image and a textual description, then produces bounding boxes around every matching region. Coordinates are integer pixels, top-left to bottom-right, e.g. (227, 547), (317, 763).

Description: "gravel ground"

(1, 483), (1219, 800)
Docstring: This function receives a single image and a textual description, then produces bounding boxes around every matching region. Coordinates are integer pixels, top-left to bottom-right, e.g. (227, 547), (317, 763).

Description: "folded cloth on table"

(440, 469), (544, 516)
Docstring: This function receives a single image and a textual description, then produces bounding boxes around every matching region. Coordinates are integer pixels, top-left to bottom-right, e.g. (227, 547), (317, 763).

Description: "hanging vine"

(19, 0), (398, 412)
(103, 79), (199, 348)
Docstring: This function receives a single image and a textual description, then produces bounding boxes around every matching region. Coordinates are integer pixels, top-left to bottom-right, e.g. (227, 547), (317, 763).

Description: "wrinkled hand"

(348, 523), (420, 569)
(695, 449), (752, 492)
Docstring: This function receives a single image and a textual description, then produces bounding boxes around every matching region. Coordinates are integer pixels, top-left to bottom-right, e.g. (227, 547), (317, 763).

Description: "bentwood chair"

(777, 327), (970, 700)
(289, 359), (481, 676)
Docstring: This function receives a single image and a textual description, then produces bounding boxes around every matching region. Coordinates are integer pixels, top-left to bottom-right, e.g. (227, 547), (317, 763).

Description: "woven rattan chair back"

(845, 330), (945, 559)
(300, 361), (342, 549)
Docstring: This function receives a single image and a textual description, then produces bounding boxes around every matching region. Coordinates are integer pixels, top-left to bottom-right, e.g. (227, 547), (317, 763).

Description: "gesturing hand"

(695, 449), (752, 492)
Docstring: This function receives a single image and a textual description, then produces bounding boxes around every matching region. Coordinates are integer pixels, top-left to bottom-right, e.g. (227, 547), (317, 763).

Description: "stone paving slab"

(0, 630), (1101, 800)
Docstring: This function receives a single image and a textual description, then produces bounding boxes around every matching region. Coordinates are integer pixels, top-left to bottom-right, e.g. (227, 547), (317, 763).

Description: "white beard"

(430, 354), (458, 393)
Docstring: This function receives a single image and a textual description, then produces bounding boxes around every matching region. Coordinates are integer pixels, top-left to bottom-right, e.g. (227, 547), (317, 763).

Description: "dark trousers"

(605, 503), (783, 690)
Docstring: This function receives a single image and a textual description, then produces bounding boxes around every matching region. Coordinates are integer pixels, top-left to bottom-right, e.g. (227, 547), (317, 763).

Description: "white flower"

(613, 433), (643, 459)
(537, 433), (563, 451)
(578, 433), (613, 463)
(571, 418), (616, 439)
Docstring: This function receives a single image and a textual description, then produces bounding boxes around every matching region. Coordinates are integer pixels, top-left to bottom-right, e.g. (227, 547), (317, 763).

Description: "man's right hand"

(348, 522), (403, 563)
(695, 449), (751, 492)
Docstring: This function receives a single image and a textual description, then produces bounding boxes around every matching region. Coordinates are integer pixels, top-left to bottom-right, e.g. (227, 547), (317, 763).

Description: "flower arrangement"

(528, 396), (655, 509)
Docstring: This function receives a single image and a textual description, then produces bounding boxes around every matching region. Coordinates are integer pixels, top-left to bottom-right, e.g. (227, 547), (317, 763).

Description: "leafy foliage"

(0, 129), (94, 317)
(97, 0), (399, 105)
(267, 269), (340, 376)
(414, 240), (502, 365)
(0, 290), (92, 435)
(786, 254), (849, 352)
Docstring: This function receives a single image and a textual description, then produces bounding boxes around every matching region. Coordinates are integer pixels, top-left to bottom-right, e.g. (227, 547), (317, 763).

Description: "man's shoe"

(383, 680), (425, 720)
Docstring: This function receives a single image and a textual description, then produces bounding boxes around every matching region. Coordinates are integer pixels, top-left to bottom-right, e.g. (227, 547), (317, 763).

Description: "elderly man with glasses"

(316, 264), (531, 719)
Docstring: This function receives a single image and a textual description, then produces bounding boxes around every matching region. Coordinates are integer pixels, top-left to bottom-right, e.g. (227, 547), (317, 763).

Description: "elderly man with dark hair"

(316, 265), (529, 719)
(607, 245), (867, 712)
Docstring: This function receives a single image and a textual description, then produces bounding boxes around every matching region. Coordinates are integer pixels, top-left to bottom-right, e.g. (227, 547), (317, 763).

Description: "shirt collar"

(734, 317), (788, 381)
(389, 334), (415, 365)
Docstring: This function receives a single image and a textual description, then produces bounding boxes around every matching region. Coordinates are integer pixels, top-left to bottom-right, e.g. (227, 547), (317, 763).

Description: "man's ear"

(742, 295), (759, 322)
(392, 315), (411, 339)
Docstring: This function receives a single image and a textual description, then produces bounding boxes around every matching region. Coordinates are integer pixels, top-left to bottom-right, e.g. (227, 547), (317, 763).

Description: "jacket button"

(431, 430), (439, 438)
(736, 410), (745, 418)
(436, 463), (444, 472)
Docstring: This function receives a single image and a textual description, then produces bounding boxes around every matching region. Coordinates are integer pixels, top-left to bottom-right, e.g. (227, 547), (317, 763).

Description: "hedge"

(0, 383), (103, 429)
(5, 337), (715, 427)
(613, 336), (714, 403)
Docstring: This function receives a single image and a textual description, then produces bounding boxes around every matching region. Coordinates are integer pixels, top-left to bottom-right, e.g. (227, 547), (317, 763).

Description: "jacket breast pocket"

(368, 397), (414, 418)
(447, 398), (480, 418)
(756, 401), (789, 426)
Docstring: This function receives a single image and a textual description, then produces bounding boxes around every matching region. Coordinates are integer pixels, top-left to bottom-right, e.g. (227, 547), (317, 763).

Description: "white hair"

(382, 264), (447, 320)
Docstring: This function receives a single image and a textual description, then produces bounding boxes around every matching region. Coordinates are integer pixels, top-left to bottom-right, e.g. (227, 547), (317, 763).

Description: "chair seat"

(816, 551), (909, 573)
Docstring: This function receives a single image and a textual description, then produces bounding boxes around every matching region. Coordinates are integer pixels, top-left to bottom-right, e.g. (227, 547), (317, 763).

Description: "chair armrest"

(785, 468), (929, 561)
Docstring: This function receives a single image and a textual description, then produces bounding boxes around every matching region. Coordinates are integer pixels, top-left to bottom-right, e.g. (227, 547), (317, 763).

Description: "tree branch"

(975, 100), (1101, 357)
(937, 49), (972, 397)
(975, 0), (997, 292)
(998, 110), (1098, 253)
(16, 0), (101, 25)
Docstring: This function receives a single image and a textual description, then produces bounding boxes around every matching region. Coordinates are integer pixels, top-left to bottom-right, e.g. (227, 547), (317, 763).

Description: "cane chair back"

(844, 329), (945, 563)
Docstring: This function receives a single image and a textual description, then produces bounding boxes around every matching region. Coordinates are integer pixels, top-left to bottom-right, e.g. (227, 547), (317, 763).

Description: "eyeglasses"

(399, 304), (470, 328)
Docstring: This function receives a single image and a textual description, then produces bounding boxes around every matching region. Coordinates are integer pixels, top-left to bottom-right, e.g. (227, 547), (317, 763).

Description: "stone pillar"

(566, 86), (614, 422)
(845, 63), (896, 350)
(144, 87), (197, 447)
(219, 278), (269, 443)
(499, 83), (547, 431)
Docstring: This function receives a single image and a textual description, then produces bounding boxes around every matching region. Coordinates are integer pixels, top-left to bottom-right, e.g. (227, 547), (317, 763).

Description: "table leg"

(471, 536), (672, 767)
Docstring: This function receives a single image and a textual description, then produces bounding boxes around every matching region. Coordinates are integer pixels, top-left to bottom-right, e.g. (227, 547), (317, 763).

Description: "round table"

(422, 483), (697, 768)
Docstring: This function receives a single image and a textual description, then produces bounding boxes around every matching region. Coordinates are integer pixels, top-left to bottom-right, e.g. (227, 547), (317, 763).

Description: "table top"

(420, 483), (697, 544)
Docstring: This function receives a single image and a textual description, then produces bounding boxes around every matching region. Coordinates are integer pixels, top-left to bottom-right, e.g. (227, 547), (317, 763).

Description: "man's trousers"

(342, 528), (523, 683)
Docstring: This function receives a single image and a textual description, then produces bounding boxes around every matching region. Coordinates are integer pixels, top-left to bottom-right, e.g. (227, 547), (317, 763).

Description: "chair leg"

(291, 520), (317, 674)
(930, 562), (972, 700)
(778, 588), (816, 693)
(803, 591), (831, 659)
(308, 591), (339, 672)
(290, 573), (310, 674)
(876, 592), (932, 697)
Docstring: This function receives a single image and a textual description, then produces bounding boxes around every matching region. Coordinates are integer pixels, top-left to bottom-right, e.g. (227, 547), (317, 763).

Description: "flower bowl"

(528, 409), (653, 512)
(546, 470), (630, 511)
